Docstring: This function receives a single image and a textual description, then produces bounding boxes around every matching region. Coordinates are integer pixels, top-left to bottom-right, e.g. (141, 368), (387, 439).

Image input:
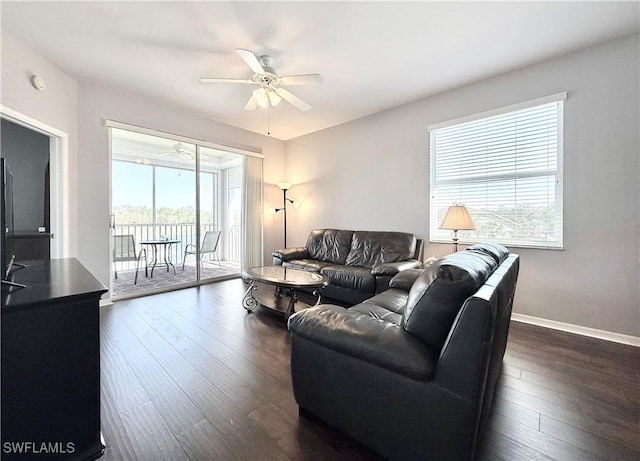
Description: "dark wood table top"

(243, 266), (328, 288)
(2, 258), (107, 310)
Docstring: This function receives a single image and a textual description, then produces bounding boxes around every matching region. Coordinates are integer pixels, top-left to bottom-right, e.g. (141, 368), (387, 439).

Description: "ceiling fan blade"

(244, 95), (258, 111)
(280, 74), (323, 86)
(200, 78), (256, 84)
(236, 48), (265, 75)
(275, 88), (311, 112)
(174, 143), (195, 154)
(157, 153), (188, 158)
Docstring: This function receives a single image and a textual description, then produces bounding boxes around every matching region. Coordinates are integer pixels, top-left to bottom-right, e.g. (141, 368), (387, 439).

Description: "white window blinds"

(429, 93), (565, 249)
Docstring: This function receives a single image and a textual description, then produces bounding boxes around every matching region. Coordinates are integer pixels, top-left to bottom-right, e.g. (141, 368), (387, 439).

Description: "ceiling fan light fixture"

(267, 90), (282, 106)
(253, 88), (269, 108)
(253, 87), (281, 108)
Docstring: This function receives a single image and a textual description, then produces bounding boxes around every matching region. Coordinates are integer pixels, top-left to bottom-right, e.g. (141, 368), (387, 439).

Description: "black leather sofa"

(272, 229), (424, 305)
(288, 243), (519, 460)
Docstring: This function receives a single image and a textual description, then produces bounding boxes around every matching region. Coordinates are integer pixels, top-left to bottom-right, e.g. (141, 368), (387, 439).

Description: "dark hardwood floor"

(100, 278), (640, 460)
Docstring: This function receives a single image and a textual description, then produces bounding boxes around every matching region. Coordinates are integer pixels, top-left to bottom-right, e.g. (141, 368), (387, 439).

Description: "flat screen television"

(1, 158), (24, 289)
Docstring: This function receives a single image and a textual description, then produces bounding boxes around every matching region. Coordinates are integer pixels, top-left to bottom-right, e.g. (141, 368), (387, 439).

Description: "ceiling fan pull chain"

(266, 103), (271, 136)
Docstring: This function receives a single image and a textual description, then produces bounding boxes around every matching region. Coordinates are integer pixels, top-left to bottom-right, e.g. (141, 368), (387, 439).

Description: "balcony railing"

(113, 223), (241, 272)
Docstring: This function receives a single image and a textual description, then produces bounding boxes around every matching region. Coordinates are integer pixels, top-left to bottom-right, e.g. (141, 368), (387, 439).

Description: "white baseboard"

(511, 313), (640, 348)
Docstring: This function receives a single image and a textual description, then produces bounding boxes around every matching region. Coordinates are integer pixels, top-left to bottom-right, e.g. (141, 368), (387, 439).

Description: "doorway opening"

(0, 106), (69, 261)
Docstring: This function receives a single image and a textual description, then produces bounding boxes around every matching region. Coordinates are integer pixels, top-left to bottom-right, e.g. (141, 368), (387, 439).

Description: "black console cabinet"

(2, 258), (107, 460)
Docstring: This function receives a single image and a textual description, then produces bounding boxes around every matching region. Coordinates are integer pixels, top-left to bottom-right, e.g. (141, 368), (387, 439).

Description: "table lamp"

(439, 205), (475, 253)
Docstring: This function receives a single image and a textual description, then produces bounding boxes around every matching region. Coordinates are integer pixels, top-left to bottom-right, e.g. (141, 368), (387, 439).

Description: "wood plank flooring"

(100, 278), (640, 460)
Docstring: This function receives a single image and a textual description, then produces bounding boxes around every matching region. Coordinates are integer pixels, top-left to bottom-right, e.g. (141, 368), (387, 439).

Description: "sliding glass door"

(197, 146), (243, 283)
(110, 129), (244, 298)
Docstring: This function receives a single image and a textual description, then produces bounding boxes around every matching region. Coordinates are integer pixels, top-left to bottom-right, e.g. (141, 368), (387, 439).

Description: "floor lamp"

(274, 182), (298, 248)
(439, 205), (475, 253)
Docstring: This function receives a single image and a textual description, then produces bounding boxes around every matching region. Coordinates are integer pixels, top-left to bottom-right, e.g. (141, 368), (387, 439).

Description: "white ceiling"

(2, 1), (639, 141)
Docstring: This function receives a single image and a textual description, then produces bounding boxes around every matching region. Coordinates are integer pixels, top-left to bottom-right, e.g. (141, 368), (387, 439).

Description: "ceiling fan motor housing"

(259, 55), (276, 74)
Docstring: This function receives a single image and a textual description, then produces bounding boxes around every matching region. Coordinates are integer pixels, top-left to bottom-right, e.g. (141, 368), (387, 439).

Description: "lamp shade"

(439, 205), (475, 231)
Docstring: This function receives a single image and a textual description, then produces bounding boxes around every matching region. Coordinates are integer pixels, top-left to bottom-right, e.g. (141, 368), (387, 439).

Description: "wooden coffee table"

(242, 266), (328, 320)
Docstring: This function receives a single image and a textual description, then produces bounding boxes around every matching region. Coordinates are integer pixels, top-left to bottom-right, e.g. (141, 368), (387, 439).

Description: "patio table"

(140, 239), (180, 277)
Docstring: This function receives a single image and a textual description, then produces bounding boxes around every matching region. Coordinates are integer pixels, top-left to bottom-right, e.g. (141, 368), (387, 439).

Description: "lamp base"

(451, 230), (459, 253)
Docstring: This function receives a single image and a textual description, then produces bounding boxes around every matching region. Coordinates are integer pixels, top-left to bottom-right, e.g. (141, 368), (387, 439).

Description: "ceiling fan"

(157, 142), (196, 159)
(200, 49), (323, 112)
(157, 143), (215, 162)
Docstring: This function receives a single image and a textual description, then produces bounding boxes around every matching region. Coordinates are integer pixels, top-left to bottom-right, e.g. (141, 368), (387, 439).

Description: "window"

(429, 93), (565, 249)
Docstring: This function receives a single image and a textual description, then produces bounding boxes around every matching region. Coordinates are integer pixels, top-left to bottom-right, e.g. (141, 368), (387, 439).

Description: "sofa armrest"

(288, 305), (437, 380)
(272, 247), (309, 262)
(389, 268), (425, 291)
(434, 287), (495, 400)
(371, 259), (422, 276)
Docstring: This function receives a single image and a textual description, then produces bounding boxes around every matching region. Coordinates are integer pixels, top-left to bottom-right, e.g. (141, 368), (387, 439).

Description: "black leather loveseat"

(288, 243), (519, 460)
(272, 229), (423, 305)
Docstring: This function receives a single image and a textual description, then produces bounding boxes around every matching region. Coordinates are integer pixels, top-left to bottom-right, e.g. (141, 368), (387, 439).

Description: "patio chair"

(182, 230), (222, 271)
(113, 234), (148, 285)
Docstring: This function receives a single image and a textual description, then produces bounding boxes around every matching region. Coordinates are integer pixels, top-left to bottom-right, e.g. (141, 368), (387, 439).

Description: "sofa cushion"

(345, 231), (417, 268)
(402, 250), (499, 350)
(282, 259), (333, 272)
(389, 268), (425, 291)
(320, 265), (376, 293)
(362, 288), (409, 315)
(288, 304), (437, 380)
(466, 242), (509, 265)
(305, 229), (354, 264)
(351, 303), (403, 325)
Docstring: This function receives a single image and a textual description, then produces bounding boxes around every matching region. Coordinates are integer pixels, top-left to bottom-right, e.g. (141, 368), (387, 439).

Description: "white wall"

(1, 30), (287, 295)
(78, 82), (286, 293)
(1, 31), (79, 256)
(286, 34), (640, 338)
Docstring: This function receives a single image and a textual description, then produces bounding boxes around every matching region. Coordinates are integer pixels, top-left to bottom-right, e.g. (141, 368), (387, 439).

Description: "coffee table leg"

(312, 289), (324, 306)
(285, 291), (298, 321)
(242, 281), (258, 312)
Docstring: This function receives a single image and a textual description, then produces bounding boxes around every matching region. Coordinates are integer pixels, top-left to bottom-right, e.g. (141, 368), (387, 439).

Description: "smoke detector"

(31, 75), (46, 91)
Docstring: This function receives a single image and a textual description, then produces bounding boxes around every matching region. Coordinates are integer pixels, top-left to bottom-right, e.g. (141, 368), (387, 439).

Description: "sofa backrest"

(305, 229), (354, 264)
(465, 242), (509, 265)
(345, 231), (417, 268)
(402, 245), (505, 350)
